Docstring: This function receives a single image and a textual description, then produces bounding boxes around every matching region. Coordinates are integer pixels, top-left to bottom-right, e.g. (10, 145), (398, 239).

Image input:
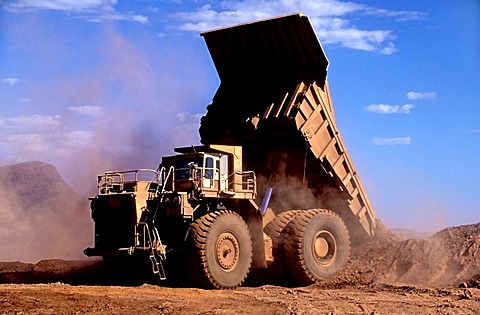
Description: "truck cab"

(160, 144), (256, 200)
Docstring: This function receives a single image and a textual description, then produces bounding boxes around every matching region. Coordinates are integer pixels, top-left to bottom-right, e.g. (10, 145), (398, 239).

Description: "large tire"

(187, 210), (253, 289)
(284, 209), (350, 285)
(264, 210), (302, 273)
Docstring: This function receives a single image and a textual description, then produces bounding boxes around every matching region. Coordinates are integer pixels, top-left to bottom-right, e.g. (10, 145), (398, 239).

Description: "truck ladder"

(139, 222), (167, 280)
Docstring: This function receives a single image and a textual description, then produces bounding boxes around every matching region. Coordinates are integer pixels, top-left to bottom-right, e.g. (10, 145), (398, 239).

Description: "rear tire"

(187, 210), (253, 289)
(284, 209), (350, 285)
(264, 210), (301, 276)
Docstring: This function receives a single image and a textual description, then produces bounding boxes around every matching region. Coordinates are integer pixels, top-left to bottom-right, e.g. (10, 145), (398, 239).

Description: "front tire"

(187, 210), (253, 289)
(284, 209), (350, 285)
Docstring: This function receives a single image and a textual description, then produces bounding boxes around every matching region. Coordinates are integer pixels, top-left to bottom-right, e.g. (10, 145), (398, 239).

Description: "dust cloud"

(55, 24), (209, 197)
(0, 20), (212, 262)
(1, 17), (213, 194)
(0, 161), (92, 263)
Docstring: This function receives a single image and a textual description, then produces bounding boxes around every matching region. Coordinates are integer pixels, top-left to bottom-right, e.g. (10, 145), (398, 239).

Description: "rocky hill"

(321, 220), (480, 288)
(0, 161), (92, 262)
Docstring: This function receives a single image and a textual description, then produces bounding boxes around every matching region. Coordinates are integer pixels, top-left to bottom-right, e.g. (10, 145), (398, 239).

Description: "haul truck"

(84, 13), (376, 289)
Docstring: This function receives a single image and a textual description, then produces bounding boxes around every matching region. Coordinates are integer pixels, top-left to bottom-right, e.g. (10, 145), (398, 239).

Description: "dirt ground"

(1, 282), (479, 315)
(1, 222), (479, 314)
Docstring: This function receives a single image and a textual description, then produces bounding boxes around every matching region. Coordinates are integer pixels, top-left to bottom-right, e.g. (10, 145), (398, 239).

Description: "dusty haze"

(0, 161), (92, 262)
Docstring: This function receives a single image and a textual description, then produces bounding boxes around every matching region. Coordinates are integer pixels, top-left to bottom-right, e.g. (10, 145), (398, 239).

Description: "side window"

(175, 157), (203, 180)
(205, 157), (214, 179)
(220, 155), (228, 175)
(175, 159), (190, 179)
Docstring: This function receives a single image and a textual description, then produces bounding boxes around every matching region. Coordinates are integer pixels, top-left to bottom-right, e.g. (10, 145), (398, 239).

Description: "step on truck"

(84, 12), (376, 289)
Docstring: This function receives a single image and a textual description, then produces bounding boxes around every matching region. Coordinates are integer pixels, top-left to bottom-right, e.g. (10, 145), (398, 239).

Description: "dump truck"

(84, 13), (376, 289)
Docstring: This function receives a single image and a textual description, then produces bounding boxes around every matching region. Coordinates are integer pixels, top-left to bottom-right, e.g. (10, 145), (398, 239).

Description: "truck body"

(85, 13), (376, 289)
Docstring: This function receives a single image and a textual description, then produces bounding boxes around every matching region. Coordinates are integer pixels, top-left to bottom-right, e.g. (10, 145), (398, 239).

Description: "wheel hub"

(216, 232), (239, 271)
(314, 237), (329, 258)
(312, 230), (337, 266)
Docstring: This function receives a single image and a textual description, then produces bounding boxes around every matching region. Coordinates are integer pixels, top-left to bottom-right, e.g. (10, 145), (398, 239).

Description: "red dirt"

(1, 221), (479, 314)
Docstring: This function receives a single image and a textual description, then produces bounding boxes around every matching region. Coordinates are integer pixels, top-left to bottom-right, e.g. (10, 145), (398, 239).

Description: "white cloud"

(4, 133), (45, 147)
(380, 42), (397, 55)
(364, 7), (427, 22)
(3, 78), (19, 86)
(365, 104), (414, 114)
(68, 105), (103, 116)
(5, 0), (148, 23)
(128, 14), (148, 24)
(6, 114), (62, 128)
(371, 137), (412, 145)
(5, 0), (116, 12)
(314, 19), (395, 53)
(0, 129), (92, 164)
(0, 110), (95, 162)
(172, 0), (424, 54)
(0, 114), (62, 136)
(90, 13), (149, 24)
(406, 91), (437, 100)
(174, 0), (366, 31)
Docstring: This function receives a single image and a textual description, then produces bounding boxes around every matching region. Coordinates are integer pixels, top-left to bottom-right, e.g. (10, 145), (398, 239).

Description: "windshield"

(175, 156), (203, 180)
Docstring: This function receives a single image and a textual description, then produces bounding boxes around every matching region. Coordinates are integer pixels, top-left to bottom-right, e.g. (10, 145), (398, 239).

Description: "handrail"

(97, 168), (160, 194)
(158, 166), (175, 193)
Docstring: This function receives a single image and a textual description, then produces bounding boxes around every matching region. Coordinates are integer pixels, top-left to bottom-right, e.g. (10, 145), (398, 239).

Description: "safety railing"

(97, 169), (160, 195)
(229, 170), (256, 194)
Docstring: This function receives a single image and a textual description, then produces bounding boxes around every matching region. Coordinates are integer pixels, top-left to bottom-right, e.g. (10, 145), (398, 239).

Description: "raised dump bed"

(199, 13), (375, 239)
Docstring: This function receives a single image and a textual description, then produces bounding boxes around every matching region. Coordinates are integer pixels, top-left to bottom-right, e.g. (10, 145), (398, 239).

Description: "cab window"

(205, 157), (214, 179)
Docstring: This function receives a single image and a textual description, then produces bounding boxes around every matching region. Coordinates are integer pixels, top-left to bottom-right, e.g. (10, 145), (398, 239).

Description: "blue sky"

(1, 0), (479, 231)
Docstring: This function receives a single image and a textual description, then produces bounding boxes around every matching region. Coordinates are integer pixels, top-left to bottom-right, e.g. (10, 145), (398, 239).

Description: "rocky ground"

(1, 221), (479, 314)
(1, 282), (478, 315)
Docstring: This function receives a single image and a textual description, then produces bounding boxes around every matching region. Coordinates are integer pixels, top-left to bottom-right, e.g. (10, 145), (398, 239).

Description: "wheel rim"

(312, 230), (337, 267)
(216, 232), (240, 271)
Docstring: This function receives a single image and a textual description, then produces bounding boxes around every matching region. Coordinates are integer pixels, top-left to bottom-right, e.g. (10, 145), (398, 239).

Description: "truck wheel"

(187, 210), (253, 289)
(284, 209), (350, 285)
(264, 210), (301, 273)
